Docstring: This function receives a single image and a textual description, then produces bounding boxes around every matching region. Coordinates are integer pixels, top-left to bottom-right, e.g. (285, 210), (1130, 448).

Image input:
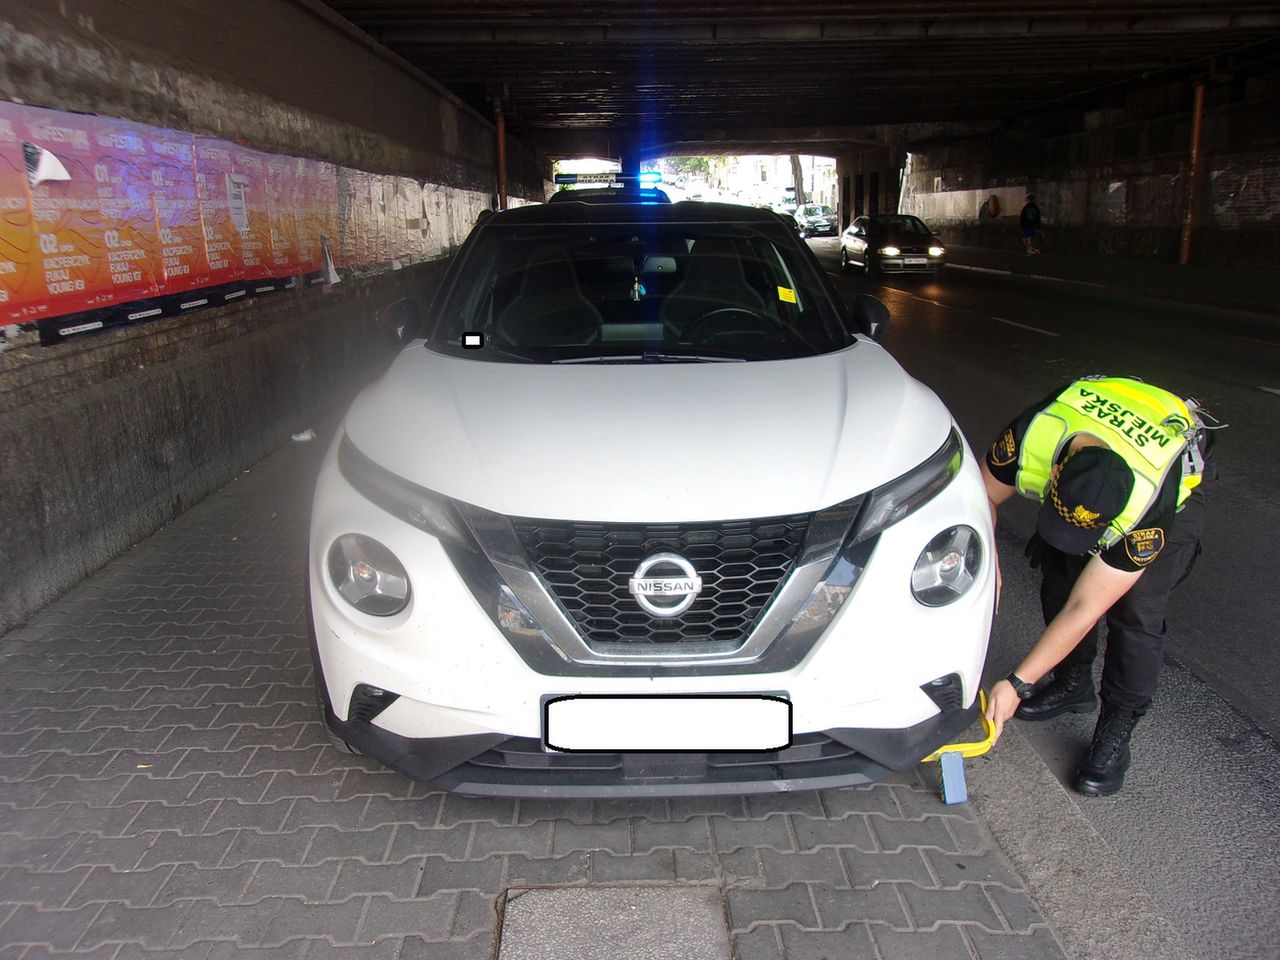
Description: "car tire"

(840, 248), (850, 271)
(864, 255), (878, 279)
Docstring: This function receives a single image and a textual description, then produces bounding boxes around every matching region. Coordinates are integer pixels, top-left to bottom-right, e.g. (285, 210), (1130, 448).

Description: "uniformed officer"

(982, 376), (1217, 795)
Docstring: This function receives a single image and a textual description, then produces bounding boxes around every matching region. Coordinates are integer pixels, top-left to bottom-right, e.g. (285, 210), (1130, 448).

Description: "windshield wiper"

(440, 340), (537, 363)
(552, 352), (748, 364)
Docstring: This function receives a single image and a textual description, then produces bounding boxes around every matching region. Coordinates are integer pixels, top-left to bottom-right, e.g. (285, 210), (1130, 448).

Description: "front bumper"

(874, 255), (944, 273)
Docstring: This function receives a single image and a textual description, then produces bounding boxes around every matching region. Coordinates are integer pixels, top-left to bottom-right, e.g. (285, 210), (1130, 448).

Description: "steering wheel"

(682, 306), (780, 344)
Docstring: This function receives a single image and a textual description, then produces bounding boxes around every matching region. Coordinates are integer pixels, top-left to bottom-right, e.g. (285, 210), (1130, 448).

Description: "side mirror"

(851, 293), (890, 342)
(384, 297), (423, 350)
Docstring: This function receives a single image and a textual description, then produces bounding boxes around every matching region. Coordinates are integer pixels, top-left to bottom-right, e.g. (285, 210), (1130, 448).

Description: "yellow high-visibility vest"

(1016, 377), (1201, 548)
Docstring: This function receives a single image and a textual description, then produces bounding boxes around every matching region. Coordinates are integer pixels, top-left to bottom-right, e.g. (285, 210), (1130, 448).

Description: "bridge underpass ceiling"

(320, 1), (1280, 157)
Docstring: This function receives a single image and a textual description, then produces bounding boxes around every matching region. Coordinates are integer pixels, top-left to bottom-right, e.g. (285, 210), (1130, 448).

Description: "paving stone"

(243, 860), (340, 903)
(438, 794), (515, 827)
(13, 945), (124, 960)
(54, 833), (157, 871)
(591, 798), (670, 823)
(335, 770), (412, 802)
(80, 901), (191, 950)
(331, 858), (425, 901)
(451, 889), (498, 939)
(888, 783), (980, 823)
(817, 785), (901, 819)
(417, 855), (504, 896)
(207, 941), (308, 959)
(98, 749), (189, 780)
(943, 816), (993, 856)
(358, 892), (456, 941)
(871, 922), (977, 960)
(672, 849), (718, 882)
(0, 865), (91, 908)
(469, 822), (552, 858)
(743, 791), (826, 819)
(241, 746), (327, 777)
(203, 800), (295, 835)
(125, 798), (220, 835)
(869, 815), (958, 854)
(110, 773), (204, 807)
(812, 883), (909, 929)
(965, 927), (1069, 959)
(757, 847), (850, 889)
(730, 925), (783, 960)
(791, 815), (875, 853)
(359, 794), (436, 830)
(632, 815), (711, 853)
(899, 883), (1002, 931)
(384, 824), (469, 863)
(168, 898), (277, 949)
(841, 847), (936, 889)
(590, 850), (678, 882)
(187, 773), (272, 804)
(779, 921), (879, 959)
(27, 775), (132, 808)
(985, 885), (1051, 934)
(265, 894), (364, 946)
(221, 828), (318, 867)
(669, 795), (747, 821)
(156, 726), (239, 753)
(65, 864), (176, 908)
(516, 797), (594, 824)
(137, 830), (236, 869)
(715, 848), (765, 886)
(26, 751), (117, 781)
(726, 883), (818, 932)
(922, 849), (1022, 890)
(282, 796), (369, 832)
(710, 814), (793, 853)
(505, 852), (590, 886)
(0, 804), (70, 838)
(153, 862), (257, 906)
(551, 819), (630, 855)
(399, 932), (494, 960)
(260, 771), (341, 803)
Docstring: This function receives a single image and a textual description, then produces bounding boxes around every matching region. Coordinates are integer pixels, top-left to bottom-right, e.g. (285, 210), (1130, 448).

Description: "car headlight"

(879, 245), (900, 256)
(911, 525), (982, 606)
(928, 246), (945, 257)
(338, 435), (474, 549)
(852, 430), (963, 543)
(327, 533), (411, 616)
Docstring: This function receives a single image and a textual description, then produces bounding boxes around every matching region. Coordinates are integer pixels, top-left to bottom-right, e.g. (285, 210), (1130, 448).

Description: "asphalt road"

(808, 237), (1280, 960)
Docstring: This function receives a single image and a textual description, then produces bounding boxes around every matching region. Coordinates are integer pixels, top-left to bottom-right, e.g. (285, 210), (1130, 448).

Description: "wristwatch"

(1005, 672), (1035, 700)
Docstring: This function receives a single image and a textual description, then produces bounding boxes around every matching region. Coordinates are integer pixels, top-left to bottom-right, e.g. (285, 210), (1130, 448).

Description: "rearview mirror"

(384, 298), (423, 350)
(851, 294), (890, 342)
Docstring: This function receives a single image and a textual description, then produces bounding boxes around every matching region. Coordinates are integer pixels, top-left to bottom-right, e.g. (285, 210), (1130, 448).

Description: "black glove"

(1024, 531), (1047, 570)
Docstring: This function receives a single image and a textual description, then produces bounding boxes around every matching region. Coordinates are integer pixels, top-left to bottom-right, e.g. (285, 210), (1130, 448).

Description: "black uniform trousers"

(1038, 491), (1207, 716)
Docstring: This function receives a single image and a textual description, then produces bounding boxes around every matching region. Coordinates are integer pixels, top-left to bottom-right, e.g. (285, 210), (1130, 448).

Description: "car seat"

(496, 247), (603, 347)
(659, 236), (768, 337)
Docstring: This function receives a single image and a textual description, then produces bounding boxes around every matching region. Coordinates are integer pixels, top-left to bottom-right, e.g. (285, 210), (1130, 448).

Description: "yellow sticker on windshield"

(777, 286), (797, 303)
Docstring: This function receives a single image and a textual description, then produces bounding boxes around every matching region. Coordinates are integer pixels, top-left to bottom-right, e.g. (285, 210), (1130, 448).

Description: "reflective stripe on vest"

(1015, 378), (1197, 548)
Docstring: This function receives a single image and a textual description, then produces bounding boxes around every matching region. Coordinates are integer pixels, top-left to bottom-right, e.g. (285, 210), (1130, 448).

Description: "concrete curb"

(968, 727), (1198, 960)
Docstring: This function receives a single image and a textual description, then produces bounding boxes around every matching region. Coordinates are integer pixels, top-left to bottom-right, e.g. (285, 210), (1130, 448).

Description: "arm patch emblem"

(989, 428), (1017, 467)
(1124, 527), (1165, 567)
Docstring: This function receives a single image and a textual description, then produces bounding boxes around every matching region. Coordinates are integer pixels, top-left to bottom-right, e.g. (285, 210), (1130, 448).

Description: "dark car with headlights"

(796, 204), (838, 238)
(840, 215), (945, 276)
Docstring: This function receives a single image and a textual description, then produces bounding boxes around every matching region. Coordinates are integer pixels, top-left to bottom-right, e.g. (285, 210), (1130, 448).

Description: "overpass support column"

(1179, 82), (1206, 266)
(495, 103), (508, 210)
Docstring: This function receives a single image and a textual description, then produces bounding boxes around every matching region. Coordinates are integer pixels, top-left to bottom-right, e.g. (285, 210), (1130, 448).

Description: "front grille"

(512, 513), (811, 646)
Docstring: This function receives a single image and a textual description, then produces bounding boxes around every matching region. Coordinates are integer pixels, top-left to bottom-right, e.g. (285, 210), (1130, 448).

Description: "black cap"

(1036, 446), (1134, 554)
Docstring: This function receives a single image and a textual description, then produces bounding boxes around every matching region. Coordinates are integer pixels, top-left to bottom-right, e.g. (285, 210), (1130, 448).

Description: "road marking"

(945, 263), (1012, 277)
(990, 316), (1061, 337)
(1260, 386), (1280, 396)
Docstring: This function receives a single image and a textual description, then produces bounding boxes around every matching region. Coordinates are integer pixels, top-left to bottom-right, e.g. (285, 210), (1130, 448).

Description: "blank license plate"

(544, 695), (791, 752)
(905, 257), (928, 265)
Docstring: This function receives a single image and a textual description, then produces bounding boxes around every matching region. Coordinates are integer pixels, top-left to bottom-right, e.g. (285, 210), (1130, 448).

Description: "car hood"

(343, 342), (954, 522)
(870, 229), (935, 245)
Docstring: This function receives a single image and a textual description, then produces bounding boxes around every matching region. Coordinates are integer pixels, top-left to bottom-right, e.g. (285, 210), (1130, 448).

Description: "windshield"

(428, 220), (853, 363)
(802, 205), (833, 217)
(869, 215), (932, 235)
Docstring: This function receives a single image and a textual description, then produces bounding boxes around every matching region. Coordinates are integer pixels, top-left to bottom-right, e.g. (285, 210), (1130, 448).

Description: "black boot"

(1074, 707), (1140, 797)
(1014, 663), (1097, 721)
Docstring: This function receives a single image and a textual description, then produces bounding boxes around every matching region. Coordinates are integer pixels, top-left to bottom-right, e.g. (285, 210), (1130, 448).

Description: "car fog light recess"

(911, 526), (982, 607)
(327, 534), (411, 616)
(928, 245), (945, 257)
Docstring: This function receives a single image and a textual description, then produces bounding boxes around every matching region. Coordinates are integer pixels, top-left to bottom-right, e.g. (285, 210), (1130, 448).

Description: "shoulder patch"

(1124, 527), (1165, 567)
(989, 428), (1018, 467)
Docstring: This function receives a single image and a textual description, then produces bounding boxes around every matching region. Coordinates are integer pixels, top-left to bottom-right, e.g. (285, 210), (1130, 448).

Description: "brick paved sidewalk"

(0, 436), (1068, 960)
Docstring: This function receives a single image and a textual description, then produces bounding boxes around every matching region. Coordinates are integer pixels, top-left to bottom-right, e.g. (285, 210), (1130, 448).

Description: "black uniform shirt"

(984, 389), (1196, 572)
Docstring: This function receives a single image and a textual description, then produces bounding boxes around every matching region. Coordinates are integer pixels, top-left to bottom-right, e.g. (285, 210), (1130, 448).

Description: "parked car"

(841, 215), (946, 276)
(308, 199), (994, 796)
(795, 203), (838, 237)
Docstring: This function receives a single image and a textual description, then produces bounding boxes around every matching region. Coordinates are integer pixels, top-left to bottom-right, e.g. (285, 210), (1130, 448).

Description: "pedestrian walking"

(982, 376), (1219, 795)
(1020, 194), (1041, 254)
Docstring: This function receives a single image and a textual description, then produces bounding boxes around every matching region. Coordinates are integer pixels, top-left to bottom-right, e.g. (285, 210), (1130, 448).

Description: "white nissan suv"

(308, 200), (994, 796)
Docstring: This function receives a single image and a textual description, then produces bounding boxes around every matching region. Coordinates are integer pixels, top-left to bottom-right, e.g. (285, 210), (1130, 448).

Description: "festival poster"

(0, 103), (37, 325)
(229, 145), (273, 283)
(264, 154), (303, 278)
(1, 104), (158, 324)
(337, 165), (373, 270)
(294, 158), (335, 278)
(147, 129), (216, 297)
(398, 177), (428, 264)
(90, 116), (164, 310)
(193, 137), (245, 287)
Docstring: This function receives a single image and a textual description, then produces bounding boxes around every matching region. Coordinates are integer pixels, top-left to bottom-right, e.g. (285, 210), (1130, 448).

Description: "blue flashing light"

(638, 171), (664, 186)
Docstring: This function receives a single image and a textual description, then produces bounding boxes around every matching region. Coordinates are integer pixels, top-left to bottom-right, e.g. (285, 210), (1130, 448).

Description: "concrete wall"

(899, 67), (1280, 267)
(0, 0), (549, 630)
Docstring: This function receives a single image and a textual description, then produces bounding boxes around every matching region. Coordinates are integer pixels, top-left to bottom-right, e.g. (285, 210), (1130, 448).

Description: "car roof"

(488, 200), (787, 226)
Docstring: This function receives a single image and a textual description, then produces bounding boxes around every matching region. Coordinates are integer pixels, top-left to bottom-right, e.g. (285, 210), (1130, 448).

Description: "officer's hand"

(1024, 531), (1047, 570)
(985, 679), (1021, 746)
